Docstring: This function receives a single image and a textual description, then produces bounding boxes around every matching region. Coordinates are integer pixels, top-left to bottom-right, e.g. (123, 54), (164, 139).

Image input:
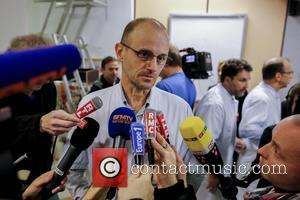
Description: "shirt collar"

(261, 81), (280, 98)
(117, 83), (151, 114)
(218, 83), (236, 101)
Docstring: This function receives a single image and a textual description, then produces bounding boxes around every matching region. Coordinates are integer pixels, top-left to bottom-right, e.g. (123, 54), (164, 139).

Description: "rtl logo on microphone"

(92, 148), (128, 187)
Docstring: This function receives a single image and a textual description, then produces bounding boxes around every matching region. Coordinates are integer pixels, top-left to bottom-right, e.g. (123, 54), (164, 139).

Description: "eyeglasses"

(120, 42), (168, 65)
(281, 71), (294, 75)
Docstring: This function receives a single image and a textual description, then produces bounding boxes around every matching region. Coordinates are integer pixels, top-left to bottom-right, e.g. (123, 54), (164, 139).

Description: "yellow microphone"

(179, 116), (214, 153)
(179, 116), (223, 166)
(180, 116), (238, 200)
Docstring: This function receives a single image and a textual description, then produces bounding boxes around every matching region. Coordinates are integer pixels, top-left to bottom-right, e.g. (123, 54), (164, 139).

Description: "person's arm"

(22, 171), (65, 200)
(194, 101), (224, 143)
(39, 109), (80, 136)
(11, 113), (51, 158)
(154, 180), (196, 200)
(152, 134), (196, 200)
(239, 98), (269, 140)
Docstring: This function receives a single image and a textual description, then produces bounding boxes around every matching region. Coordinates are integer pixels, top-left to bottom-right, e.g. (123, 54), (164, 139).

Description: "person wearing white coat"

(194, 59), (252, 200)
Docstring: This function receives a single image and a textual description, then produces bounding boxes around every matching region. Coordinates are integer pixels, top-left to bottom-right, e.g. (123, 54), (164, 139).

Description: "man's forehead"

(127, 22), (168, 41)
(274, 121), (300, 155)
(283, 60), (292, 70)
(233, 70), (250, 79)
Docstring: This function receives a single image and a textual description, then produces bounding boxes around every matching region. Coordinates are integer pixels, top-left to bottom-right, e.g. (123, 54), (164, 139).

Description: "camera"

(180, 48), (212, 79)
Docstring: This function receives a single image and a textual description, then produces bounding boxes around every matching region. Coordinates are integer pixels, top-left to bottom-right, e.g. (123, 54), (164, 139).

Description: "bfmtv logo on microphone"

(92, 148), (128, 187)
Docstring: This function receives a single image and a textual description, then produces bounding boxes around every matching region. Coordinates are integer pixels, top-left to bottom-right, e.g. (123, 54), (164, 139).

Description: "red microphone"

(156, 110), (170, 144)
(75, 96), (102, 119)
(75, 96), (102, 128)
(144, 108), (156, 139)
(143, 108), (156, 165)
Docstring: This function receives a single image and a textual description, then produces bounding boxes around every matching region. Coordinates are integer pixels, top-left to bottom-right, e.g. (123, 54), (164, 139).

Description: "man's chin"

(137, 82), (155, 90)
(236, 91), (245, 97)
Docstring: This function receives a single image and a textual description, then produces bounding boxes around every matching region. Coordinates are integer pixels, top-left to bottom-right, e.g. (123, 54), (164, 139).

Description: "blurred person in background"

(0, 34), (79, 193)
(157, 45), (196, 108)
(89, 56), (120, 93)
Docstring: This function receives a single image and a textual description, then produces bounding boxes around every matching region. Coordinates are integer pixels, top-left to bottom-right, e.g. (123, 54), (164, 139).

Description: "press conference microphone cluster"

(0, 44), (82, 98)
(180, 116), (238, 200)
(41, 117), (99, 199)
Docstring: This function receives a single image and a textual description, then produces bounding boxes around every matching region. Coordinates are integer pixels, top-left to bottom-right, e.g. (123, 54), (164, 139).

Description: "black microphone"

(41, 117), (99, 198)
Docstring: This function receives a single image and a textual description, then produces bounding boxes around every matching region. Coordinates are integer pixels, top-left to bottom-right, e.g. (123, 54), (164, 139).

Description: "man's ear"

(223, 76), (230, 83)
(275, 72), (282, 81)
(115, 43), (123, 61)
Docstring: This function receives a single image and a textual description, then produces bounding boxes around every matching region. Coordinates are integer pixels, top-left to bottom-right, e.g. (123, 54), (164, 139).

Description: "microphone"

(144, 108), (156, 165)
(106, 107), (136, 200)
(130, 122), (145, 165)
(156, 110), (170, 144)
(75, 96), (103, 119)
(179, 116), (238, 200)
(12, 153), (30, 167)
(41, 117), (99, 198)
(0, 44), (82, 98)
(108, 107), (137, 148)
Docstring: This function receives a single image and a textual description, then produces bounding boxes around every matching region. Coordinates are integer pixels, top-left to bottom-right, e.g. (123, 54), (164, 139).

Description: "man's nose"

(114, 69), (118, 75)
(245, 81), (249, 89)
(257, 143), (270, 159)
(145, 57), (159, 71)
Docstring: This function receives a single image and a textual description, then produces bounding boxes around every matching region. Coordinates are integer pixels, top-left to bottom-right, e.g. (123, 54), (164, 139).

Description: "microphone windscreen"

(108, 107), (136, 140)
(70, 117), (99, 150)
(179, 116), (214, 154)
(0, 44), (81, 88)
(91, 96), (103, 109)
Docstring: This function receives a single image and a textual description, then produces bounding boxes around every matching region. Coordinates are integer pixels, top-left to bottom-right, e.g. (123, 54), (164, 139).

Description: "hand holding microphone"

(151, 132), (197, 200)
(22, 170), (65, 200)
(39, 109), (80, 136)
(151, 133), (177, 188)
(39, 96), (102, 135)
(41, 117), (99, 198)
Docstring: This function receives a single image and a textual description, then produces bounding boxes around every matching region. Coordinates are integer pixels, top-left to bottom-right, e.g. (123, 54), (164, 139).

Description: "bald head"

(262, 57), (290, 80)
(282, 114), (300, 128)
(258, 114), (300, 191)
(121, 18), (169, 44)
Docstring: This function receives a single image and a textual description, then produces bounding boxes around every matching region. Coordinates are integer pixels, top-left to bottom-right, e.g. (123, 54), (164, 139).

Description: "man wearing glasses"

(237, 57), (293, 181)
(65, 18), (196, 199)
